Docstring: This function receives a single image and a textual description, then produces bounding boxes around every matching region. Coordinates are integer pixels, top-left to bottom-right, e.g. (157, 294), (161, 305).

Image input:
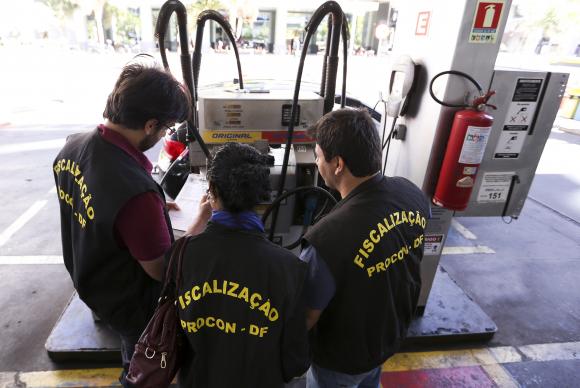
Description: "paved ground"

(1, 47), (579, 387)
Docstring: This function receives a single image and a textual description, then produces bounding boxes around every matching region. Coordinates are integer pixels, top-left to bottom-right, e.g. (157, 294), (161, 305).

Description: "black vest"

(303, 175), (429, 374)
(53, 128), (172, 335)
(177, 222), (309, 388)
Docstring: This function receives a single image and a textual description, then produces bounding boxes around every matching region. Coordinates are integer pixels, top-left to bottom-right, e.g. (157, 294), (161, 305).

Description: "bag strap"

(175, 235), (188, 292)
(160, 236), (189, 298)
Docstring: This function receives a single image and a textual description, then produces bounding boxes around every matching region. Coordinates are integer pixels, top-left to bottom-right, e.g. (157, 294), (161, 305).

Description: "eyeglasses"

(162, 124), (175, 134)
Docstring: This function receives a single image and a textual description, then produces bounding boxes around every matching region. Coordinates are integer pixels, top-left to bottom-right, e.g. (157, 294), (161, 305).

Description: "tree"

(187, 0), (224, 35)
(40, 0), (79, 20)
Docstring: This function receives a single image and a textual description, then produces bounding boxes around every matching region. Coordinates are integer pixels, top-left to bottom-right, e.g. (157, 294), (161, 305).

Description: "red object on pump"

(433, 108), (494, 211)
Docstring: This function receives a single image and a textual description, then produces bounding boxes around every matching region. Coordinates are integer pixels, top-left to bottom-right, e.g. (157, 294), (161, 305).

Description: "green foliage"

(103, 3), (141, 44)
(187, 0), (224, 20)
(40, 0), (79, 20)
(534, 7), (561, 35)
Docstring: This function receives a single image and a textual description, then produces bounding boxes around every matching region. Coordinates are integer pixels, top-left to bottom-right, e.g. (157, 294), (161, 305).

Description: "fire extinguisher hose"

(429, 70), (484, 108)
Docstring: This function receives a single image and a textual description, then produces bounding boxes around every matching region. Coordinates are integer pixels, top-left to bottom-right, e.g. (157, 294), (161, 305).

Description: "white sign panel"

(494, 78), (543, 159)
(494, 130), (527, 158)
(476, 172), (515, 203)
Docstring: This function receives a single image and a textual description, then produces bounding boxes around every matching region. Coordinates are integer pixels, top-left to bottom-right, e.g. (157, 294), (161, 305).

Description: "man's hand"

(166, 202), (180, 211)
(306, 308), (322, 330)
(186, 194), (212, 236)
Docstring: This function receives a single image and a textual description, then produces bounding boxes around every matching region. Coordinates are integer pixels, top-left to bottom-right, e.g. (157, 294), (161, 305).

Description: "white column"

(274, 6), (288, 55)
(349, 13), (358, 54)
(140, 0), (155, 52)
(71, 8), (88, 50)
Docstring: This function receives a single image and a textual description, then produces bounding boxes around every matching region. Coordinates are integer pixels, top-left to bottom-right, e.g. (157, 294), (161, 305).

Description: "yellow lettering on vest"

(258, 299), (271, 317)
(250, 292), (262, 309)
(363, 239), (374, 254)
(206, 316), (215, 327)
(191, 285), (201, 301)
(408, 211), (415, 226)
(369, 230), (379, 244)
(225, 321), (236, 334)
(202, 282), (212, 296)
(238, 287), (249, 303)
(227, 281), (239, 297)
(378, 221), (388, 237)
(384, 217), (393, 230)
(213, 279), (222, 294)
(376, 262), (386, 273)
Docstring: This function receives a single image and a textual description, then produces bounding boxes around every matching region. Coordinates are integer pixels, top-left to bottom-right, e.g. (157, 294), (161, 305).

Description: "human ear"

(144, 119), (158, 135)
(334, 156), (345, 176)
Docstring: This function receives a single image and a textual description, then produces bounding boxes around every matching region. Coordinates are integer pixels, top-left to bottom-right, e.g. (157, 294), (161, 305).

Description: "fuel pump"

(430, 71), (496, 211)
(381, 55), (419, 174)
(264, 1), (349, 247)
(154, 0), (211, 162)
(155, 0), (347, 250)
(154, 0), (243, 196)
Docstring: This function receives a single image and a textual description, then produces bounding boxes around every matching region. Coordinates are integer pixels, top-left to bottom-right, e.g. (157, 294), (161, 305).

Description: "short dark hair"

(207, 142), (271, 213)
(103, 63), (191, 129)
(309, 108), (381, 177)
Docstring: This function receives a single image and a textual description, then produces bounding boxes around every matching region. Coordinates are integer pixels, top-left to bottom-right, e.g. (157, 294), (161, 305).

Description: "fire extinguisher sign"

(469, 0), (505, 44)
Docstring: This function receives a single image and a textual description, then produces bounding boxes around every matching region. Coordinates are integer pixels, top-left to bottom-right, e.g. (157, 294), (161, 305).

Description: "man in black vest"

(53, 62), (201, 386)
(301, 108), (430, 388)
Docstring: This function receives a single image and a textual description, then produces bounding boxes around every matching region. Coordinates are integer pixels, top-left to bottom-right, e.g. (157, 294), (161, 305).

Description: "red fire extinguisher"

(430, 71), (496, 211)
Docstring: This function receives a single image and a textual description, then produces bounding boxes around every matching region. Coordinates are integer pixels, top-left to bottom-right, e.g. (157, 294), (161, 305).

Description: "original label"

(476, 172), (515, 202)
(458, 125), (492, 164)
(424, 234), (444, 256)
(202, 131), (261, 143)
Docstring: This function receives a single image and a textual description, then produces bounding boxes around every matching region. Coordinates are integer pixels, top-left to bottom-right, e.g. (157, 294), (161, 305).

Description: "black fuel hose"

(340, 14), (349, 108)
(155, 0), (211, 160)
(262, 186), (337, 249)
(429, 70), (484, 108)
(268, 1), (346, 241)
(192, 10), (244, 95)
(321, 14), (349, 109)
